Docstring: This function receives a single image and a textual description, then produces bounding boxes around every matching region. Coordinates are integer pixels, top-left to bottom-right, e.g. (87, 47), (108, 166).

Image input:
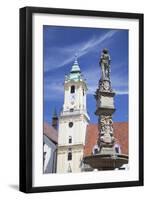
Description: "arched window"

(67, 163), (72, 173)
(67, 148), (72, 160)
(83, 89), (85, 96)
(69, 136), (72, 144)
(92, 144), (99, 155)
(69, 122), (73, 128)
(71, 85), (75, 93)
(114, 144), (121, 154)
(68, 152), (72, 161)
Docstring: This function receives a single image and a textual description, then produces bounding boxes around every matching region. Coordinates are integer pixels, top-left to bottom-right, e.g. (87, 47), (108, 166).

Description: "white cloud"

(44, 82), (64, 101)
(44, 29), (128, 100)
(82, 62), (128, 95)
(44, 30), (118, 72)
(79, 30), (118, 56)
(115, 90), (128, 95)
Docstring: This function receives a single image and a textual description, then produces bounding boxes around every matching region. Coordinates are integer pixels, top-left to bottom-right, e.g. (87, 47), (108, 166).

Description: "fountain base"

(83, 154), (128, 170)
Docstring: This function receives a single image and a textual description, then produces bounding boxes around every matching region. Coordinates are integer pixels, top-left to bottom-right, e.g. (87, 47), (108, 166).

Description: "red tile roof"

(84, 122), (128, 156)
(43, 122), (128, 155)
(43, 122), (58, 143)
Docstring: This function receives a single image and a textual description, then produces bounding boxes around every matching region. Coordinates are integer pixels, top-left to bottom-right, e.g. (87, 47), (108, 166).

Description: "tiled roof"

(84, 122), (128, 156)
(84, 124), (99, 157)
(43, 122), (58, 144)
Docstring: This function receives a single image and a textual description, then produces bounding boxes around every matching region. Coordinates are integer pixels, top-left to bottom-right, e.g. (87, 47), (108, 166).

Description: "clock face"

(70, 94), (75, 104)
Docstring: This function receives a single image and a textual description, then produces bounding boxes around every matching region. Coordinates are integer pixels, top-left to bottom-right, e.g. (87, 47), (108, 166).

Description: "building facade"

(43, 122), (58, 173)
(57, 57), (90, 173)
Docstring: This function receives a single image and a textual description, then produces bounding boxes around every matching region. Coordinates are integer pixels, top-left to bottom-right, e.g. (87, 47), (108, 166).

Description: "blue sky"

(43, 25), (128, 124)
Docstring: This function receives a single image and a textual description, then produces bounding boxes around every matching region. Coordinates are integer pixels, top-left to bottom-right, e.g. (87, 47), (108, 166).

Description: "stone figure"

(99, 48), (111, 80)
(99, 115), (115, 145)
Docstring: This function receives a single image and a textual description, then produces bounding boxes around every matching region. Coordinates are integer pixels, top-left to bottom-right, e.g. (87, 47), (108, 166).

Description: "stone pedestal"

(95, 77), (116, 155)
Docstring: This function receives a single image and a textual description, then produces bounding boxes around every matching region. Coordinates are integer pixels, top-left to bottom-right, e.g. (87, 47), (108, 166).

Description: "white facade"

(43, 135), (57, 173)
(57, 58), (90, 173)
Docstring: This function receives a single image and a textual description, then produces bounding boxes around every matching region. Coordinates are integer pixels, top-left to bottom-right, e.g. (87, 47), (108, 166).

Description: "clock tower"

(57, 56), (90, 173)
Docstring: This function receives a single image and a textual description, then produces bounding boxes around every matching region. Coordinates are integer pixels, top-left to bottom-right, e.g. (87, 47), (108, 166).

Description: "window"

(92, 144), (99, 155)
(70, 108), (74, 112)
(94, 148), (98, 154)
(68, 148), (72, 160)
(69, 136), (72, 143)
(68, 152), (72, 160)
(114, 144), (121, 154)
(71, 85), (75, 93)
(83, 89), (85, 96)
(67, 164), (72, 173)
(69, 122), (73, 128)
(115, 147), (119, 153)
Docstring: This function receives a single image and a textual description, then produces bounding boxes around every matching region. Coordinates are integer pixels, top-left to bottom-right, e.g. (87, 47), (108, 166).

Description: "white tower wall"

(57, 57), (90, 173)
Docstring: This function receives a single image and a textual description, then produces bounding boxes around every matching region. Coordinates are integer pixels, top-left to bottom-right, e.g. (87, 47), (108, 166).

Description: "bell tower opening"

(71, 85), (75, 93)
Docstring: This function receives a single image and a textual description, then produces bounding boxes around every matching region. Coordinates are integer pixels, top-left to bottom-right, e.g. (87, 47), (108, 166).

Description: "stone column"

(83, 49), (128, 170)
(95, 49), (116, 155)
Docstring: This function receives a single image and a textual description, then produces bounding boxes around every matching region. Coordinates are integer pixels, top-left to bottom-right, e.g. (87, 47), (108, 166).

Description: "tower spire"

(74, 53), (78, 64)
(52, 107), (58, 130)
(53, 107), (57, 118)
(70, 54), (81, 73)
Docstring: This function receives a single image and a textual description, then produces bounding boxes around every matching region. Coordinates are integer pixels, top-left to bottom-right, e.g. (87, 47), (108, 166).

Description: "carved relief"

(99, 115), (115, 146)
(99, 80), (112, 92)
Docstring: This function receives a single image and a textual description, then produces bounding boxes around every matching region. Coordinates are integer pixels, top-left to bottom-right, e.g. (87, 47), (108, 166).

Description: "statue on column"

(83, 48), (128, 171)
(99, 48), (111, 80)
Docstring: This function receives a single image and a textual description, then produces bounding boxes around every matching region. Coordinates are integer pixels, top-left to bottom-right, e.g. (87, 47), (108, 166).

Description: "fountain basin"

(83, 154), (128, 170)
